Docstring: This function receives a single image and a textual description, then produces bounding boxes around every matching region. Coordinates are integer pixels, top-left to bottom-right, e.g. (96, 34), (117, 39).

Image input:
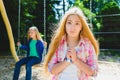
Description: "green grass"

(99, 50), (120, 62)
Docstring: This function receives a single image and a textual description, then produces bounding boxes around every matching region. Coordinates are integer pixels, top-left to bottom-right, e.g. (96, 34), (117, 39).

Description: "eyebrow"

(67, 20), (81, 22)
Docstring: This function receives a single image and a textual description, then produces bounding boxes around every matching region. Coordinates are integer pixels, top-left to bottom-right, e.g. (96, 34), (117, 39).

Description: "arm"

(50, 61), (70, 75)
(17, 41), (28, 51)
(73, 58), (95, 76)
(20, 45), (28, 51)
(68, 43), (98, 76)
(48, 50), (70, 75)
(37, 41), (44, 57)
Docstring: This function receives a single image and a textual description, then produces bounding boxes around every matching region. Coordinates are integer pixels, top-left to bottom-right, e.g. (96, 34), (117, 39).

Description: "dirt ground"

(0, 57), (120, 80)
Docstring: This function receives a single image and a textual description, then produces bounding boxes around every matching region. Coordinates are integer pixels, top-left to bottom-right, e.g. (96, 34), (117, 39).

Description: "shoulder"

(37, 40), (44, 44)
(27, 39), (32, 44)
(80, 36), (91, 45)
(84, 37), (91, 44)
(36, 40), (44, 49)
(79, 37), (94, 51)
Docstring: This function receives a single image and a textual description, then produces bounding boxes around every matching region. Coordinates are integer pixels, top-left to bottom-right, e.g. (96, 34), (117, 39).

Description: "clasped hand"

(66, 48), (77, 63)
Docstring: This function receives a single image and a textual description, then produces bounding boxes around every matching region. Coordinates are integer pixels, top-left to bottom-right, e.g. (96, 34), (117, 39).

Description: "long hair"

(44, 7), (99, 71)
(27, 26), (43, 42)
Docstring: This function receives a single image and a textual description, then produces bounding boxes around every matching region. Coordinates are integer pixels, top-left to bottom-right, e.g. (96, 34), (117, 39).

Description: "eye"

(28, 32), (31, 34)
(67, 21), (71, 24)
(76, 22), (80, 25)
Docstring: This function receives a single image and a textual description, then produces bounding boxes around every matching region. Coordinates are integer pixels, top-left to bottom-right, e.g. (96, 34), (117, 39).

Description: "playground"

(0, 57), (120, 80)
(0, 0), (120, 80)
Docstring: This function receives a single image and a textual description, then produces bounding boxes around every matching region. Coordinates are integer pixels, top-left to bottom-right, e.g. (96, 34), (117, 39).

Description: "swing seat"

(32, 63), (42, 68)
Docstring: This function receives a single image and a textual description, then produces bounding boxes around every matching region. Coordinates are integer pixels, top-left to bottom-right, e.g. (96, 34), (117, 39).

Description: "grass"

(99, 50), (120, 62)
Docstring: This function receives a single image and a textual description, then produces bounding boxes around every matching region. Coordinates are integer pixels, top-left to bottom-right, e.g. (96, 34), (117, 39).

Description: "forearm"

(74, 58), (95, 76)
(20, 45), (28, 50)
(50, 61), (69, 75)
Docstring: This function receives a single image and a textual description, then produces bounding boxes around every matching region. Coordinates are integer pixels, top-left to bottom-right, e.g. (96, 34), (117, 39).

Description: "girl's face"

(65, 14), (82, 38)
(28, 30), (36, 39)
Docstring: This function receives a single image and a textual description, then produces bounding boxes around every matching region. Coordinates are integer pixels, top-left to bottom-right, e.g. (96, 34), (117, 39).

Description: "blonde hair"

(27, 26), (43, 41)
(44, 7), (99, 71)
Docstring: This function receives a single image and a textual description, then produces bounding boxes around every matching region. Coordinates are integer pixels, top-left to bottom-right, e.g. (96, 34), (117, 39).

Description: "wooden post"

(0, 0), (19, 62)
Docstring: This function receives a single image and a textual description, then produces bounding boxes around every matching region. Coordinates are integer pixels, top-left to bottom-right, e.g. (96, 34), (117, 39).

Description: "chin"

(70, 36), (77, 38)
(70, 35), (79, 38)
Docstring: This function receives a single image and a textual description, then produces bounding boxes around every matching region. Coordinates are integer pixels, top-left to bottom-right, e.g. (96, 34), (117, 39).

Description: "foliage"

(99, 1), (120, 49)
(73, 0), (120, 51)
(73, 0), (101, 31)
(20, 0), (39, 43)
(1, 0), (120, 54)
(0, 0), (18, 51)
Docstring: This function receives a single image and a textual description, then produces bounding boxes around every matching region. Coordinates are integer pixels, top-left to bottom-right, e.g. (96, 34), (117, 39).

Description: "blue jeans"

(13, 56), (41, 80)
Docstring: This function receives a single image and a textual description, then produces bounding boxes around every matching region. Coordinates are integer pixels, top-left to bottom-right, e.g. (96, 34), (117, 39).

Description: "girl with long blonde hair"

(44, 7), (99, 80)
(13, 26), (44, 80)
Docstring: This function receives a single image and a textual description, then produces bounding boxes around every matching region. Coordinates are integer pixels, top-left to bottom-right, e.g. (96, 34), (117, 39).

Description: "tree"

(0, 0), (19, 61)
(99, 1), (120, 49)
(73, 0), (99, 31)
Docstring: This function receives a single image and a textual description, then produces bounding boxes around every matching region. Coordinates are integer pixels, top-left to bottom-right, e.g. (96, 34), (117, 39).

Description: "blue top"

(20, 39), (44, 61)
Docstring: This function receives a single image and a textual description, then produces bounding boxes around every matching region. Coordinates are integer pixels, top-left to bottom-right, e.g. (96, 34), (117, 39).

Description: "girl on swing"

(13, 26), (44, 80)
(44, 7), (99, 80)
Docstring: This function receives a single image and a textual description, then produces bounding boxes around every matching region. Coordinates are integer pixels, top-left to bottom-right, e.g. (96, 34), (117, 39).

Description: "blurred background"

(0, 0), (120, 62)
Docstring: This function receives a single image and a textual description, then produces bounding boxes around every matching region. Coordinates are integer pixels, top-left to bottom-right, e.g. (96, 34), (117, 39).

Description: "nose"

(70, 24), (75, 31)
(29, 33), (32, 36)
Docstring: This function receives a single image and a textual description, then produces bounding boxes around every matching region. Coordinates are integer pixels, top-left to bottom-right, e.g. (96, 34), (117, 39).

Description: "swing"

(15, 0), (23, 58)
(16, 0), (47, 61)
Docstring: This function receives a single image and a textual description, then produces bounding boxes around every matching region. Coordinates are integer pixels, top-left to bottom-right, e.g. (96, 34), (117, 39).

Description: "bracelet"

(65, 57), (72, 63)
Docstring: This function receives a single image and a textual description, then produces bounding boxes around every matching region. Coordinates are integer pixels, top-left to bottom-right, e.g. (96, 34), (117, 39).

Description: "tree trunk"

(0, 0), (19, 62)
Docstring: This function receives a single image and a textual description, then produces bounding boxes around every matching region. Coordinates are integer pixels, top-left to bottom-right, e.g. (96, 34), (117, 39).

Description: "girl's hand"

(66, 50), (71, 59)
(67, 48), (77, 62)
(17, 42), (21, 47)
(43, 41), (47, 48)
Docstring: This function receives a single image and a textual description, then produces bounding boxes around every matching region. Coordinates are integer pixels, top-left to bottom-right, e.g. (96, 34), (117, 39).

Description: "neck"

(67, 36), (80, 48)
(32, 37), (37, 40)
